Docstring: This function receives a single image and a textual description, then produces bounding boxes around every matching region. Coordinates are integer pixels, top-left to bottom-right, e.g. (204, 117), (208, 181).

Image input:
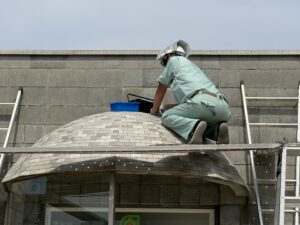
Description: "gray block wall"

(1, 52), (299, 147)
(0, 51), (300, 225)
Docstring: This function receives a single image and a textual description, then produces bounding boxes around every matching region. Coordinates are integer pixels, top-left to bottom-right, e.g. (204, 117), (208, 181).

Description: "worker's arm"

(151, 83), (168, 114)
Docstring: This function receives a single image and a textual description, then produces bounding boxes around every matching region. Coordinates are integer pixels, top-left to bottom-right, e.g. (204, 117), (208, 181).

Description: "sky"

(0, 0), (300, 50)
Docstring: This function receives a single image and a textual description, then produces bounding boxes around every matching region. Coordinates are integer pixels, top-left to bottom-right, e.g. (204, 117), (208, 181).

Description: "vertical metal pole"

(295, 156), (300, 225)
(294, 82), (300, 225)
(0, 88), (23, 171)
(108, 173), (115, 225)
(278, 147), (287, 225)
(241, 82), (264, 225)
(297, 82), (300, 143)
(241, 82), (252, 144)
(274, 171), (281, 225)
(249, 151), (264, 225)
(295, 81), (300, 225)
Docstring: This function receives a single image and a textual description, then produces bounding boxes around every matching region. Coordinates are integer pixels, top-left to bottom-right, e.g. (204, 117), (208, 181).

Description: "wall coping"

(0, 50), (300, 56)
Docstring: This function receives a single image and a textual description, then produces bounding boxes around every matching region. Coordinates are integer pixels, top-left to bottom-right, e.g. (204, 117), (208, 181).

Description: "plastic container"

(110, 102), (140, 112)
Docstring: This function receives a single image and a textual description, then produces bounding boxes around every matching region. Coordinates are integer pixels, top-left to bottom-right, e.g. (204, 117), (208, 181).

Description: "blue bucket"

(110, 102), (140, 112)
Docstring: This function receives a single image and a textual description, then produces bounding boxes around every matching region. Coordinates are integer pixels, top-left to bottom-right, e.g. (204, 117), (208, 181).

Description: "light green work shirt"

(156, 56), (219, 103)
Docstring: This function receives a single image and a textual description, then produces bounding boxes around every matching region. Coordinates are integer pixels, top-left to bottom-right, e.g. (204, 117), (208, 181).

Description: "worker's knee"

(161, 112), (172, 126)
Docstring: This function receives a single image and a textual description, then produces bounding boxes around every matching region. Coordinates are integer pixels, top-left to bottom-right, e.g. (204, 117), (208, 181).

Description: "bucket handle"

(127, 93), (153, 102)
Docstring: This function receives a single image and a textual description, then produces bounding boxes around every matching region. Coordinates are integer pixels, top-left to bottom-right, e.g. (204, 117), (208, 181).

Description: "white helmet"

(156, 40), (191, 66)
(176, 46), (185, 54)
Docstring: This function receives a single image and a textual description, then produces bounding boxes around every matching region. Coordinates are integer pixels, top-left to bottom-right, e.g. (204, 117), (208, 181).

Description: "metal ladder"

(0, 87), (23, 172)
(275, 144), (300, 225)
(240, 81), (300, 225)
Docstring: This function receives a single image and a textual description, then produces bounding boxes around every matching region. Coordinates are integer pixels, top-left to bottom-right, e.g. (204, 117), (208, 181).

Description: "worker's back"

(163, 56), (219, 103)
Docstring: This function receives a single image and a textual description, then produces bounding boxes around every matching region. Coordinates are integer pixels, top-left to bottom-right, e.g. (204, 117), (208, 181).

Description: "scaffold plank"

(0, 143), (281, 154)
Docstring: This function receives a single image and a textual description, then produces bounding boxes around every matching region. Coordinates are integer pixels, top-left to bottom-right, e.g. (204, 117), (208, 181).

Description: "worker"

(150, 40), (231, 144)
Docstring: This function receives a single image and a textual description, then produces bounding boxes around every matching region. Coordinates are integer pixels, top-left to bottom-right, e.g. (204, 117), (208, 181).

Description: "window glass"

(47, 207), (108, 225)
(9, 174), (109, 225)
(115, 211), (211, 225)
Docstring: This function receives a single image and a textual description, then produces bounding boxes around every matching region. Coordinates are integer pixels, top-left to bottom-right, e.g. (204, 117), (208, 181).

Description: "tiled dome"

(3, 112), (248, 196)
(34, 112), (183, 147)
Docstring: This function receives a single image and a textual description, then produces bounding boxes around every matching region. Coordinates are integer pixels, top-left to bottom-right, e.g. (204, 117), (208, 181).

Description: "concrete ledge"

(1, 50), (300, 56)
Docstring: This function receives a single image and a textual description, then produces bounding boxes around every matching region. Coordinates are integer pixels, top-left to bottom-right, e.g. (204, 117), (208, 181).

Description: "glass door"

(114, 208), (214, 225)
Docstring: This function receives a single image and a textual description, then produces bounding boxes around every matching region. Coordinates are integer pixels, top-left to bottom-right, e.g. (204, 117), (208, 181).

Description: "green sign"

(120, 215), (140, 225)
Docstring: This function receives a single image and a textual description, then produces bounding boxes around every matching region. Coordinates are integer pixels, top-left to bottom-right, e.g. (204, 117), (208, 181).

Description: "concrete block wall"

(0, 50), (300, 225)
(0, 53), (299, 148)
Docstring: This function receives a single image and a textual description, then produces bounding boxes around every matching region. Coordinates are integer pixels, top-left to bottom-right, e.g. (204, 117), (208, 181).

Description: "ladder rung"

(261, 209), (299, 214)
(0, 128), (8, 131)
(287, 146), (300, 150)
(285, 209), (299, 213)
(257, 179), (298, 184)
(246, 97), (299, 100)
(286, 179), (297, 183)
(249, 123), (298, 126)
(0, 103), (15, 105)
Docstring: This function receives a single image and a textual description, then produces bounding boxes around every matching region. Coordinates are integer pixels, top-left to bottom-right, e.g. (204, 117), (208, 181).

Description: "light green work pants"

(161, 94), (231, 141)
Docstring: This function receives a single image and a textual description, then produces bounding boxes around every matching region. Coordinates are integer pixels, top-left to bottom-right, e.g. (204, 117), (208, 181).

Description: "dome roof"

(33, 112), (183, 147)
(3, 112), (248, 196)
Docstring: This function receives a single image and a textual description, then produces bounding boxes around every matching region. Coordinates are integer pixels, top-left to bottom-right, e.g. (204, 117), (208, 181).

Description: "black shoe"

(217, 122), (229, 144)
(188, 121), (207, 144)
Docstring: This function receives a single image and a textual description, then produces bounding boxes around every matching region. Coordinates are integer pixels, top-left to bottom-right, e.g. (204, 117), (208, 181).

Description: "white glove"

(159, 105), (166, 113)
